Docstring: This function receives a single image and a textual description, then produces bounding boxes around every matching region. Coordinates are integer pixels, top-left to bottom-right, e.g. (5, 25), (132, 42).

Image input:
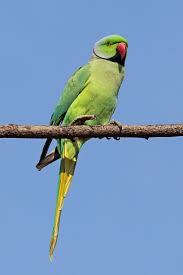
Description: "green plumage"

(37, 34), (128, 259)
(50, 65), (91, 125)
(58, 57), (125, 158)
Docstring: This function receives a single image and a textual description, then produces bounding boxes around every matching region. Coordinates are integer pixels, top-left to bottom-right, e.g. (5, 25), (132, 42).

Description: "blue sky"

(0, 0), (183, 274)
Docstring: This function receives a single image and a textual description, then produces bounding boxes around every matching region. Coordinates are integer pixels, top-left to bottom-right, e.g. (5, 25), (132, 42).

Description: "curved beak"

(117, 42), (127, 60)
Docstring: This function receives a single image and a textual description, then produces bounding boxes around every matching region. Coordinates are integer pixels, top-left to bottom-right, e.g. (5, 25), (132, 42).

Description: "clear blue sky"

(0, 0), (183, 274)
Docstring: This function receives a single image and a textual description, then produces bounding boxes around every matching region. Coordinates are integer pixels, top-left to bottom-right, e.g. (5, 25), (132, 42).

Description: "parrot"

(36, 34), (128, 259)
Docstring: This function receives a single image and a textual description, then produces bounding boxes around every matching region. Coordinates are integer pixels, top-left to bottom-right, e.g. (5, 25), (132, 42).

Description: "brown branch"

(36, 115), (97, 170)
(1, 123), (183, 139)
(2, 123), (183, 171)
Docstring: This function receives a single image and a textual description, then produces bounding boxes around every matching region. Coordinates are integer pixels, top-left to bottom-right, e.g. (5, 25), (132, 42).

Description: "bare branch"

(0, 123), (183, 139)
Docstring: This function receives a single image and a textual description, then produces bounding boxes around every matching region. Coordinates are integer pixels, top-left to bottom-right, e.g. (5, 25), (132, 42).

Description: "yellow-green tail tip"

(49, 236), (57, 261)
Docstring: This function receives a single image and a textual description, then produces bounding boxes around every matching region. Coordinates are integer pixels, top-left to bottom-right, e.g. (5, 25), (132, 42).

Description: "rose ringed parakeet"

(36, 34), (128, 259)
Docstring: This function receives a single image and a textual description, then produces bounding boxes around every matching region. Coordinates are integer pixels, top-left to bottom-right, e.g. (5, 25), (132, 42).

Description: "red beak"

(117, 42), (127, 59)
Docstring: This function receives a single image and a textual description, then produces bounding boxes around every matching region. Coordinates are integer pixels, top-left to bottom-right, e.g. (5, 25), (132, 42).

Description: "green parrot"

(36, 34), (128, 259)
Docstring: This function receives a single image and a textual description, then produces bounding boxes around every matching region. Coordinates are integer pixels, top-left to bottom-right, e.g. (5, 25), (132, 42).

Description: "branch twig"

(0, 123), (183, 139)
(1, 123), (183, 170)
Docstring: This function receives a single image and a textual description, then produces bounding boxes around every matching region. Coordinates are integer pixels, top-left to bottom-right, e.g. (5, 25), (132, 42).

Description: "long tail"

(49, 145), (78, 260)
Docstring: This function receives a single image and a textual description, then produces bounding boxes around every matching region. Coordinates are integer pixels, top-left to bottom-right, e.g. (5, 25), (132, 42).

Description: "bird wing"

(36, 63), (91, 166)
(50, 63), (91, 125)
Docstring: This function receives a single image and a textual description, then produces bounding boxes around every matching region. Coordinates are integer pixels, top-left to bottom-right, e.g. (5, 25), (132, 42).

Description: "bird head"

(93, 34), (128, 65)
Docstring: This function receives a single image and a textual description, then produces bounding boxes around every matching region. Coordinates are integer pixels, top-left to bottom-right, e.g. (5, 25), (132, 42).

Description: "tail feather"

(49, 146), (77, 260)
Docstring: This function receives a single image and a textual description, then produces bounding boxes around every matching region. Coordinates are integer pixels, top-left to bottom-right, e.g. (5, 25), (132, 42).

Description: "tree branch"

(0, 123), (183, 139)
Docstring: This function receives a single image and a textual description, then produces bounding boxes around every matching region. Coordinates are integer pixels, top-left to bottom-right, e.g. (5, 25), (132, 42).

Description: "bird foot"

(109, 120), (123, 140)
(70, 115), (96, 126)
(70, 115), (96, 141)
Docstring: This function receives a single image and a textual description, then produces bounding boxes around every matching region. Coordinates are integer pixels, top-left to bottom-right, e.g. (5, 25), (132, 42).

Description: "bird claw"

(110, 120), (123, 131)
(113, 136), (120, 140)
(70, 115), (96, 126)
(110, 120), (123, 140)
(70, 115), (96, 141)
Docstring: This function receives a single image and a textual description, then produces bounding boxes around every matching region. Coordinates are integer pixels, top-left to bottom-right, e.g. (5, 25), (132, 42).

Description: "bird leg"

(110, 120), (123, 140)
(70, 115), (96, 141)
(36, 115), (96, 170)
(70, 115), (96, 126)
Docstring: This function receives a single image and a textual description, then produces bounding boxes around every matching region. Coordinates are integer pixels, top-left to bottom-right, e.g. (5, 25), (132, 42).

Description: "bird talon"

(70, 115), (96, 126)
(110, 120), (123, 131)
(113, 136), (120, 140)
